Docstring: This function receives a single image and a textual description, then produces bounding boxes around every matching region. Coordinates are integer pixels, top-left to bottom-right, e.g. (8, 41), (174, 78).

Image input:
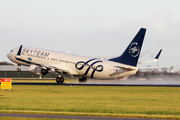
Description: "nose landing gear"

(16, 68), (21, 72)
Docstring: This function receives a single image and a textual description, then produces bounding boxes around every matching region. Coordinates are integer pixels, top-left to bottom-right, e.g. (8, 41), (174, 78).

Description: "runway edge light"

(1, 78), (12, 91)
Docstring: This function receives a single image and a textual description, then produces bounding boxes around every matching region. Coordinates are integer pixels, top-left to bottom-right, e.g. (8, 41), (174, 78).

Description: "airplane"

(138, 49), (173, 72)
(7, 28), (146, 83)
(138, 49), (162, 64)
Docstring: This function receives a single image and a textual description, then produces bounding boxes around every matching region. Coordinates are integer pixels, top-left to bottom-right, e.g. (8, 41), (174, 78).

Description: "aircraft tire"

(56, 77), (60, 83)
(79, 77), (87, 82)
(79, 78), (82, 82)
(16, 68), (21, 72)
(60, 77), (64, 84)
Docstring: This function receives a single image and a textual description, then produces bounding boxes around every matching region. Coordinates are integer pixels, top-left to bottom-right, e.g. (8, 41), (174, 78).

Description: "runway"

(6, 77), (180, 87)
(0, 113), (163, 120)
(11, 82), (180, 87)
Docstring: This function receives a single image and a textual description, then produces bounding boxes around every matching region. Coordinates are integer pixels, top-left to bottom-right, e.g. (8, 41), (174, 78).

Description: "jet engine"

(29, 65), (48, 76)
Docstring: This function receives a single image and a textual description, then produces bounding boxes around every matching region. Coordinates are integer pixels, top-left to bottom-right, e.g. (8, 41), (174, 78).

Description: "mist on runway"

(81, 78), (180, 85)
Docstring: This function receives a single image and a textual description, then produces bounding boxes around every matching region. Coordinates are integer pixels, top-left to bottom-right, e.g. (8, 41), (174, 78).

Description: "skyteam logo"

(129, 42), (140, 57)
(75, 58), (103, 78)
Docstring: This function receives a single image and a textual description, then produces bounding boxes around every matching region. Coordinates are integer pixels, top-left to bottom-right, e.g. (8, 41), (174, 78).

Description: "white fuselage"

(7, 47), (139, 79)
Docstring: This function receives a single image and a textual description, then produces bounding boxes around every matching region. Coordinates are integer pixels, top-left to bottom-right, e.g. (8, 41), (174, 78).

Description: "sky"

(0, 0), (180, 70)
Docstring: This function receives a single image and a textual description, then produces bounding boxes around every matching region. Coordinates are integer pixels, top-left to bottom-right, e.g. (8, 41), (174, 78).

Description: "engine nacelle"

(29, 65), (48, 76)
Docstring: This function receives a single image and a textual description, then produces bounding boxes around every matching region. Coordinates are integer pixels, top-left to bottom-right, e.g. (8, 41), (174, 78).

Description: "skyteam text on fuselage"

(7, 28), (146, 83)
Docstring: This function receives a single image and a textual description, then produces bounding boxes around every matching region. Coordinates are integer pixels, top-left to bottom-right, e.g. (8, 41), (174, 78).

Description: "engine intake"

(29, 65), (48, 76)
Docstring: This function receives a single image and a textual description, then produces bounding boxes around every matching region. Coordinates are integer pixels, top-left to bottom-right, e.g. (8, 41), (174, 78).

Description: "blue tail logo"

(129, 42), (140, 57)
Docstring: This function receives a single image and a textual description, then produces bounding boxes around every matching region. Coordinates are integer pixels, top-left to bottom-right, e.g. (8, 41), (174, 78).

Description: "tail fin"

(151, 49), (162, 63)
(109, 28), (146, 67)
(155, 49), (162, 60)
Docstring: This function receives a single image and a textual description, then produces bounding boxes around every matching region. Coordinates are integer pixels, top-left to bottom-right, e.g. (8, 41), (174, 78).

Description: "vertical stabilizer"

(155, 49), (162, 60)
(109, 28), (146, 66)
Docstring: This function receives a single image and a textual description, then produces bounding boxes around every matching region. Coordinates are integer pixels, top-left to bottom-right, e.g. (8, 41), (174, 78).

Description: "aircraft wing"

(15, 45), (70, 74)
(138, 49), (162, 64)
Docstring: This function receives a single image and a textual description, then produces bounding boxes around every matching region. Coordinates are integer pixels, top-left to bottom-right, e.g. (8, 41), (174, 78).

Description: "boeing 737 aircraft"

(7, 28), (146, 83)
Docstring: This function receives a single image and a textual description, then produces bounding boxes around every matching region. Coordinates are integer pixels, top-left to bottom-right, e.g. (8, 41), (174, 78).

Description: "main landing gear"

(56, 75), (87, 83)
(56, 77), (64, 84)
(79, 76), (87, 82)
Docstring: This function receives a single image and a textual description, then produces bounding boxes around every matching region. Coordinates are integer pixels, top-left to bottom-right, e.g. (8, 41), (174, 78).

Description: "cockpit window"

(10, 50), (13, 52)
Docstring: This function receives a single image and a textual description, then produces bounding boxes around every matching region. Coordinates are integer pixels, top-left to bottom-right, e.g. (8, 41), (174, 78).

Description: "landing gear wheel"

(79, 77), (87, 82)
(16, 68), (21, 72)
(56, 77), (60, 83)
(56, 77), (64, 84)
(60, 77), (64, 83)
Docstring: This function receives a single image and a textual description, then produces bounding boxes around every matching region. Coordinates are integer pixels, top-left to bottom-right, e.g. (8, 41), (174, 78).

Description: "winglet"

(155, 49), (162, 60)
(16, 45), (22, 59)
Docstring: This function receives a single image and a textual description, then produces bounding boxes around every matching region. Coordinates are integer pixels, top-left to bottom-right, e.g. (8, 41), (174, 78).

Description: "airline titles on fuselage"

(21, 48), (50, 58)
(21, 48), (103, 72)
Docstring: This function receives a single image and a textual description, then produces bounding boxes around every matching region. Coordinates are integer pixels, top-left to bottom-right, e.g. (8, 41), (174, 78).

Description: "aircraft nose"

(7, 50), (14, 60)
(7, 52), (11, 60)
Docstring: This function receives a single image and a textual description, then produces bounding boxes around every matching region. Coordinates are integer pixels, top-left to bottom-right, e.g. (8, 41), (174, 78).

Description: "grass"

(0, 85), (180, 119)
(0, 117), (75, 120)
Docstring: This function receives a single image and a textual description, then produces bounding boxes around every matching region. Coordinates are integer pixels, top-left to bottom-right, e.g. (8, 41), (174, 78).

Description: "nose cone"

(7, 52), (11, 60)
(7, 50), (14, 61)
